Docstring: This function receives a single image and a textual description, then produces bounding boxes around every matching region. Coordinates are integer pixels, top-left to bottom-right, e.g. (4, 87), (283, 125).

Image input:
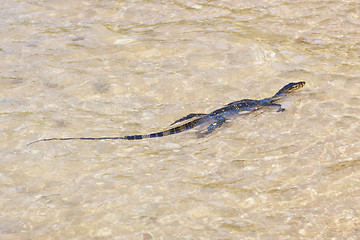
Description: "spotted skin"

(27, 82), (305, 145)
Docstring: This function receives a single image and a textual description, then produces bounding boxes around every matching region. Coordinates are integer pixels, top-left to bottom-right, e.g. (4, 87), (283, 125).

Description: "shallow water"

(1, 1), (360, 239)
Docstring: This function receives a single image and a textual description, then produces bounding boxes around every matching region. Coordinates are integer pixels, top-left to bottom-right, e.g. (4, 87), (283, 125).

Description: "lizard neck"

(259, 96), (279, 105)
(267, 93), (286, 103)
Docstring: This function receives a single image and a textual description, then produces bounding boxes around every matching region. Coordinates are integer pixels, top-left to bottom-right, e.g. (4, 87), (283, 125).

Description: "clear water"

(1, 1), (359, 239)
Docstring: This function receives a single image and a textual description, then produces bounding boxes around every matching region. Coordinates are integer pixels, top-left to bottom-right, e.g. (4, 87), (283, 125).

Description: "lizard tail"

(27, 136), (126, 146)
(27, 116), (208, 145)
(123, 116), (207, 140)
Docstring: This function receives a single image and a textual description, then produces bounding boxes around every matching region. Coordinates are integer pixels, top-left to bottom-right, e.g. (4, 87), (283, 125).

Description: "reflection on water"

(1, 0), (360, 239)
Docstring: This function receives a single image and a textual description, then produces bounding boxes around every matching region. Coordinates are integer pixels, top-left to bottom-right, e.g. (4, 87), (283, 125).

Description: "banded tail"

(27, 116), (207, 146)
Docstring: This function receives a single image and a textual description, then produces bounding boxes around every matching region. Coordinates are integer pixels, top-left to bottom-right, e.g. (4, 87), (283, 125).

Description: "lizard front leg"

(267, 103), (285, 112)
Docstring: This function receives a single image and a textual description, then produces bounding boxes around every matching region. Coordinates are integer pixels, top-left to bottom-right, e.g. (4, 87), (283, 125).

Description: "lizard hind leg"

(196, 116), (226, 138)
(170, 113), (207, 126)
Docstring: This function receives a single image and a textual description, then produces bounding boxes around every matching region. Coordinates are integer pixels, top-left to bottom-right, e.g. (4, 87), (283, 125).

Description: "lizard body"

(28, 81), (305, 145)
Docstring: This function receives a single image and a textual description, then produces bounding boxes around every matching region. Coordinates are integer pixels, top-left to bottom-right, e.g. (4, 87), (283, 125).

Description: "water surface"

(1, 1), (360, 239)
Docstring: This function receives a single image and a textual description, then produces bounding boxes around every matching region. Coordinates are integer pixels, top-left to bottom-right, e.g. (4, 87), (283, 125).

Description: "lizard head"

(275, 81), (305, 95)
